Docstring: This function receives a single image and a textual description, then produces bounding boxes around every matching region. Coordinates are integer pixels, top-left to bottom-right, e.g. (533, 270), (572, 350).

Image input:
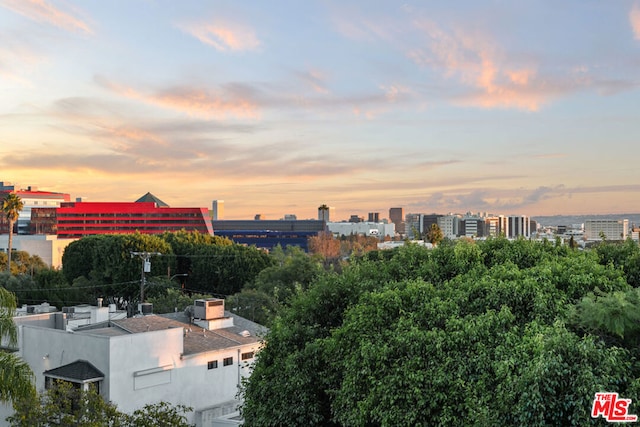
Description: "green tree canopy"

(241, 239), (640, 426)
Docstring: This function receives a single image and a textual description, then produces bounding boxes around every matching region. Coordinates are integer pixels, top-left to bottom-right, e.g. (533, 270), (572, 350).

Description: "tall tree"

(425, 223), (444, 246)
(2, 193), (24, 272)
(0, 287), (35, 405)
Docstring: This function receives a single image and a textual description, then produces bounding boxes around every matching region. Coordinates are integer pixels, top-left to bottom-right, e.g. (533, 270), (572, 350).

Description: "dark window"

(207, 360), (218, 370)
(241, 352), (254, 361)
(223, 357), (233, 366)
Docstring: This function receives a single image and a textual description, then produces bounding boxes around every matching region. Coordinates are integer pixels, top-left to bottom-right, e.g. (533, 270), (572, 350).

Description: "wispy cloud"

(409, 19), (549, 111)
(0, 36), (43, 85)
(94, 76), (261, 120)
(0, 0), (92, 34)
(178, 21), (260, 51)
(631, 3), (640, 40)
(295, 69), (329, 94)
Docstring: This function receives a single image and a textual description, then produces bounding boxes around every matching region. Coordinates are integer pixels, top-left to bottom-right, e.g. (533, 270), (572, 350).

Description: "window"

(223, 357), (233, 366)
(207, 360), (218, 370)
(241, 352), (254, 361)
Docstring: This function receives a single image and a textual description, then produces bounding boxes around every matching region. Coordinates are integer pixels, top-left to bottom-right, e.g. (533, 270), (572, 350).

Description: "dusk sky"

(1, 1), (639, 220)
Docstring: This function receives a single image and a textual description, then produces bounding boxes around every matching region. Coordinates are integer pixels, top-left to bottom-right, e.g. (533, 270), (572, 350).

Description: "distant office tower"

(389, 207), (404, 234)
(349, 215), (364, 223)
(212, 200), (224, 220)
(585, 219), (629, 241)
(421, 214), (442, 232)
(405, 213), (422, 239)
(485, 215), (508, 237)
(462, 217), (485, 238)
(438, 215), (460, 239)
(508, 215), (530, 238)
(368, 212), (380, 222)
(389, 207), (403, 224)
(318, 204), (334, 222)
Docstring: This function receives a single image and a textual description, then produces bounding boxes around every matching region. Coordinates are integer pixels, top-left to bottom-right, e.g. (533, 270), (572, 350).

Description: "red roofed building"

(55, 195), (213, 238)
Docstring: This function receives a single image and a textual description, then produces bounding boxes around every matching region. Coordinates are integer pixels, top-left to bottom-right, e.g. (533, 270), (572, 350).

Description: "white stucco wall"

(18, 326), (111, 392)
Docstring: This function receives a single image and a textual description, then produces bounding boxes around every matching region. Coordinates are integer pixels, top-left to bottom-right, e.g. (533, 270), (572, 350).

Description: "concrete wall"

(0, 235), (76, 268)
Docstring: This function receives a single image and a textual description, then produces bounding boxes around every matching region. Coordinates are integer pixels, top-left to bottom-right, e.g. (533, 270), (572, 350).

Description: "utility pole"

(130, 251), (162, 312)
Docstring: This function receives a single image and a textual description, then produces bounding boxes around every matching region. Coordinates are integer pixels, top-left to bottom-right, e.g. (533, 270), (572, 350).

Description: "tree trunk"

(7, 219), (13, 272)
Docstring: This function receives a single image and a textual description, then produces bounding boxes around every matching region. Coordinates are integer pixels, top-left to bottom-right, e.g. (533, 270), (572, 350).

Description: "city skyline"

(1, 1), (639, 220)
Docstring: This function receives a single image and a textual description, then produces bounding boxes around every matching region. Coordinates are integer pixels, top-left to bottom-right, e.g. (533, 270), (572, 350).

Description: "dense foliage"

(0, 287), (34, 406)
(0, 231), (274, 312)
(241, 238), (640, 426)
(8, 381), (193, 427)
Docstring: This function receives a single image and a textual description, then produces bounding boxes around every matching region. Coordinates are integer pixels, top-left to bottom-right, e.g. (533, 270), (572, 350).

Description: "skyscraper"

(389, 207), (404, 234)
(212, 200), (224, 220)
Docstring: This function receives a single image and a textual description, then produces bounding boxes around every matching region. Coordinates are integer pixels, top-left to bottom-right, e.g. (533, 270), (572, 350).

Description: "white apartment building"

(327, 221), (395, 238)
(437, 215), (460, 239)
(2, 299), (265, 427)
(585, 219), (629, 241)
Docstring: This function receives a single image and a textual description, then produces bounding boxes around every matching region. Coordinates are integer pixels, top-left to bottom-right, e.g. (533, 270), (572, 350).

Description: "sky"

(1, 1), (639, 220)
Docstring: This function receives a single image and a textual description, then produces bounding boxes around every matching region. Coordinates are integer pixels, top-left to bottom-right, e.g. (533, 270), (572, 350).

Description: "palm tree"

(0, 287), (35, 404)
(426, 223), (444, 246)
(2, 193), (24, 272)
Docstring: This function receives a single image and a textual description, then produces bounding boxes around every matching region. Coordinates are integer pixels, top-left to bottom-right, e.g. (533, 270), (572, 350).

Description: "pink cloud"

(178, 22), (260, 51)
(410, 19), (546, 111)
(631, 3), (640, 40)
(0, 0), (92, 34)
(95, 76), (260, 120)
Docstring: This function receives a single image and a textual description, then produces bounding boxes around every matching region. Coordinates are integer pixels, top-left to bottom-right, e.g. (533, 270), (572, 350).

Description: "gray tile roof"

(44, 360), (104, 383)
(109, 312), (265, 355)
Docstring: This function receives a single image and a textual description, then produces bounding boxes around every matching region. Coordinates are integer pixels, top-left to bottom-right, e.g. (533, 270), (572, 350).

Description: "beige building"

(584, 219), (629, 241)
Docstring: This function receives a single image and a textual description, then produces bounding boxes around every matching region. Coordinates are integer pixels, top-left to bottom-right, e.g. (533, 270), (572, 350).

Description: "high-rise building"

(508, 215), (530, 238)
(389, 208), (402, 223)
(212, 200), (224, 220)
(318, 205), (334, 222)
(405, 213), (422, 239)
(485, 215), (508, 237)
(461, 217), (485, 238)
(368, 212), (380, 222)
(585, 219), (629, 241)
(438, 215), (460, 239)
